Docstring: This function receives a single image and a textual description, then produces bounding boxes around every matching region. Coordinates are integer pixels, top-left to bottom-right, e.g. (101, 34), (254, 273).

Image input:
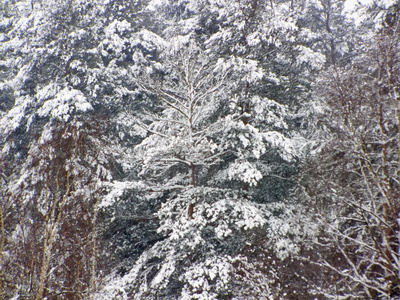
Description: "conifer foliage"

(99, 36), (299, 298)
(2, 0), (400, 299)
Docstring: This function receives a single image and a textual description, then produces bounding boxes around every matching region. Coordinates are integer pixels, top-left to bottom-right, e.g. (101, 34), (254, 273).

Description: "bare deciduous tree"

(0, 117), (110, 299)
(305, 18), (400, 298)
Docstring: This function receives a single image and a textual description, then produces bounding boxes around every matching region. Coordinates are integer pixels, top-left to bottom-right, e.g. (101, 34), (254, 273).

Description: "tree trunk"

(0, 205), (5, 300)
(89, 198), (99, 300)
(188, 163), (196, 219)
(35, 174), (70, 300)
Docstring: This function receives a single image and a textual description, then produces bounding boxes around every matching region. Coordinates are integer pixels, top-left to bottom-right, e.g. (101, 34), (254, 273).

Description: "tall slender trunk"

(188, 163), (196, 219)
(89, 197), (99, 300)
(322, 0), (336, 65)
(35, 174), (70, 300)
(0, 205), (5, 300)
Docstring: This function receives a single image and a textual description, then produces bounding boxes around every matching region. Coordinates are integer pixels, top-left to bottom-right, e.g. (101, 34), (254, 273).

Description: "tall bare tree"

(304, 14), (400, 298)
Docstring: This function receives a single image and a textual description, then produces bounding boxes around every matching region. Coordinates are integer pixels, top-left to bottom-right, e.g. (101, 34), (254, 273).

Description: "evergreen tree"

(98, 32), (303, 298)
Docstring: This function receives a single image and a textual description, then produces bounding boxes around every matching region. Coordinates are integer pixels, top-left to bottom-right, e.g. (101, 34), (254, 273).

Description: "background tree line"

(0, 0), (399, 299)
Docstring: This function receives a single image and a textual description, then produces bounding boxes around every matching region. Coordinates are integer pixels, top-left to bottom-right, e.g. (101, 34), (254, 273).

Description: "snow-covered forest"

(1, 0), (400, 299)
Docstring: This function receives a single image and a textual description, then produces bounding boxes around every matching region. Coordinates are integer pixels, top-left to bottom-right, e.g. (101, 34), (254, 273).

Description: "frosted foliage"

(157, 188), (266, 236)
(349, 0), (396, 10)
(98, 34), (302, 298)
(243, 96), (289, 129)
(146, 0), (171, 10)
(151, 255), (176, 289)
(268, 216), (301, 259)
(135, 29), (168, 53)
(148, 0), (206, 13)
(166, 34), (193, 53)
(227, 161), (262, 186)
(267, 202), (319, 260)
(215, 56), (263, 83)
(199, 0), (322, 65)
(296, 45), (326, 69)
(37, 86), (93, 122)
(180, 256), (232, 299)
(0, 95), (34, 137)
(10, 64), (31, 91)
(100, 181), (148, 208)
(246, 32), (262, 47)
(0, 84), (92, 146)
(263, 131), (295, 161)
(99, 187), (268, 298)
(136, 134), (218, 174)
(2, 0), (384, 298)
(218, 117), (266, 159)
(104, 20), (131, 37)
(100, 19), (138, 57)
(349, 0), (397, 29)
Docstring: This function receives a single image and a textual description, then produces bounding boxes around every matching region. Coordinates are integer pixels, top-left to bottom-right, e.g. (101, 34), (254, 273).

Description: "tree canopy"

(1, 0), (400, 299)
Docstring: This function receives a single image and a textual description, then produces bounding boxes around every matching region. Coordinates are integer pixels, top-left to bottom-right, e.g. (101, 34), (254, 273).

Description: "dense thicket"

(302, 10), (400, 297)
(1, 0), (399, 299)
